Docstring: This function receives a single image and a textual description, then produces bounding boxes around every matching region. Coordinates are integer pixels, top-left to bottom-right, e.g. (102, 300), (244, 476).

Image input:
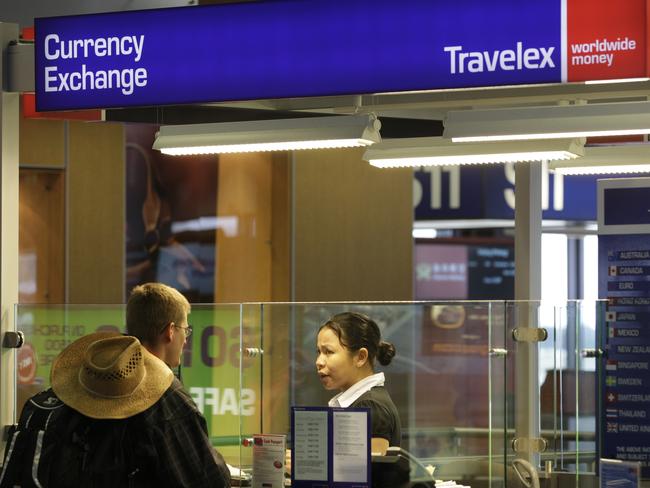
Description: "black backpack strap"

(29, 389), (68, 486)
(0, 389), (65, 488)
(0, 424), (20, 487)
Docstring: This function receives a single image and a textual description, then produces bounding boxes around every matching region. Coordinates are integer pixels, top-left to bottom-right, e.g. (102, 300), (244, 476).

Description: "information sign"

(34, 0), (647, 111)
(414, 164), (633, 222)
(598, 179), (650, 478)
(291, 406), (371, 488)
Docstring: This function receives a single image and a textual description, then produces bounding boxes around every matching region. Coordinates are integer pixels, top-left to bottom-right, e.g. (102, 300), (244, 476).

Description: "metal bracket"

(7, 41), (34, 93)
(581, 348), (603, 358)
(243, 347), (263, 358)
(512, 437), (548, 453)
(489, 348), (508, 357)
(2, 331), (24, 349)
(512, 327), (548, 343)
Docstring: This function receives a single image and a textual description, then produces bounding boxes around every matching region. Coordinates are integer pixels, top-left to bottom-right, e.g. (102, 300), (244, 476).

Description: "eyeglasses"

(173, 324), (193, 337)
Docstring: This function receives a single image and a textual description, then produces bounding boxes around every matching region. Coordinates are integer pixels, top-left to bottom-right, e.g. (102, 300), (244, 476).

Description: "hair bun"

(377, 341), (396, 366)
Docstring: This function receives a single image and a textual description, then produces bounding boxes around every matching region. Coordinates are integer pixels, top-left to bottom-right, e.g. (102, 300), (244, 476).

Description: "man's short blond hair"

(126, 283), (191, 345)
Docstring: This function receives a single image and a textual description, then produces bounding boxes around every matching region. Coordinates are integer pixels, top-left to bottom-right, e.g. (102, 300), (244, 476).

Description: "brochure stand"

(291, 406), (371, 488)
(252, 434), (286, 488)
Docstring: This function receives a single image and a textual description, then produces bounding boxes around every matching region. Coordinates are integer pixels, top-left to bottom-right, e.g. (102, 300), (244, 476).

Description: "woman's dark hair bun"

(377, 340), (396, 366)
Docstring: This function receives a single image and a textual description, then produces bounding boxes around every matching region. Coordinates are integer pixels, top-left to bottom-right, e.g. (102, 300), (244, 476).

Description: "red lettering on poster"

(567, 0), (647, 81)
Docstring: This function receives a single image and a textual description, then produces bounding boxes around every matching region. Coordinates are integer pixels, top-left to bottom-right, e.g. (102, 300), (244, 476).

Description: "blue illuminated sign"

(599, 180), (650, 477)
(34, 0), (562, 111)
(414, 165), (607, 222)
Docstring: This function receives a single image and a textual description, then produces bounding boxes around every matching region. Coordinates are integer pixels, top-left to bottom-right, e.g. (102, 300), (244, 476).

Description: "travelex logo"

(43, 33), (147, 96)
(444, 42), (555, 74)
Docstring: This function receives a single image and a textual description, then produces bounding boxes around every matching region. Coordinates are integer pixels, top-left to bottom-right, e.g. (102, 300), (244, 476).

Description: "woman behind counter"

(316, 312), (401, 454)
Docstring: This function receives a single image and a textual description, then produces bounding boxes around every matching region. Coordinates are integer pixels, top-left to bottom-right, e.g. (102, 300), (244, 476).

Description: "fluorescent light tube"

(153, 114), (381, 155)
(444, 101), (650, 142)
(549, 144), (650, 175)
(584, 77), (650, 85)
(363, 137), (584, 168)
(412, 228), (438, 239)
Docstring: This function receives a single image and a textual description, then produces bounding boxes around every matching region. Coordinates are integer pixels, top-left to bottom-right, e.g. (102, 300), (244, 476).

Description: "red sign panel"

(567, 0), (647, 81)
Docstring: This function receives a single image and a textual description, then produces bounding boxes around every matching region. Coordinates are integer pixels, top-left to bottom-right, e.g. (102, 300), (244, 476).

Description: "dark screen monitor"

(415, 239), (514, 300)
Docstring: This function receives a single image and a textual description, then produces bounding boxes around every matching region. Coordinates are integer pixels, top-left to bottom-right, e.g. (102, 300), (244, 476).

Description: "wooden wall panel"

(293, 148), (413, 301)
(19, 113), (65, 168)
(270, 153), (291, 302)
(67, 122), (124, 303)
(19, 171), (65, 303)
(215, 152), (273, 302)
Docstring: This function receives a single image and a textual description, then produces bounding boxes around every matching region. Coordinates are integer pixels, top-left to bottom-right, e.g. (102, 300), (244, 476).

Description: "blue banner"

(34, 0), (562, 111)
(414, 164), (610, 221)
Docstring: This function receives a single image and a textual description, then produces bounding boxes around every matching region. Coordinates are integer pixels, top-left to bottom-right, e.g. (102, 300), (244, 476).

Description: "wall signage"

(34, 0), (647, 111)
(412, 164), (635, 222)
(598, 178), (650, 478)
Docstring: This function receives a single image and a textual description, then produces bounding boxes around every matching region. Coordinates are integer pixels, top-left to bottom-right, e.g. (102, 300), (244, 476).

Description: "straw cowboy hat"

(51, 331), (174, 419)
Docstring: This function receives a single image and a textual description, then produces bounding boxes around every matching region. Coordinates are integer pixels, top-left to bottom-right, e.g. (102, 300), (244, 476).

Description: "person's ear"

(162, 322), (174, 343)
(356, 348), (369, 368)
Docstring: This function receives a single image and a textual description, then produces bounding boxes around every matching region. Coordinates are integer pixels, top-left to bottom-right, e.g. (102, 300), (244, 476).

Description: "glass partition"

(13, 303), (247, 469)
(506, 300), (605, 487)
(533, 301), (603, 474)
(12, 300), (604, 486)
(242, 301), (514, 488)
(14, 304), (125, 416)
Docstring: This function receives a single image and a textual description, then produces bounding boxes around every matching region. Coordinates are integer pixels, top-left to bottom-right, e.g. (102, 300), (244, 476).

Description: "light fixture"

(152, 114), (381, 155)
(412, 228), (438, 239)
(584, 77), (650, 85)
(363, 137), (584, 168)
(549, 144), (650, 175)
(443, 101), (650, 142)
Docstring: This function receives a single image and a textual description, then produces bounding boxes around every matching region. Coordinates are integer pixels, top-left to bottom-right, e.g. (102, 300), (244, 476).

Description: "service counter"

(9, 300), (604, 487)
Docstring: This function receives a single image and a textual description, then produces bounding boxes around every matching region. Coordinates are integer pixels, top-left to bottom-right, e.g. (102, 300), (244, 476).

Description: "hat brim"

(51, 332), (174, 419)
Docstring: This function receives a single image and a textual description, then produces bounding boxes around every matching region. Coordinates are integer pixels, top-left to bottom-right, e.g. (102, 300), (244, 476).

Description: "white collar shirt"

(328, 372), (385, 408)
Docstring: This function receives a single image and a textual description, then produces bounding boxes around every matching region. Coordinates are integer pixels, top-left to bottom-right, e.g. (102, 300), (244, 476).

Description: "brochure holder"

(600, 458), (640, 488)
(291, 406), (371, 488)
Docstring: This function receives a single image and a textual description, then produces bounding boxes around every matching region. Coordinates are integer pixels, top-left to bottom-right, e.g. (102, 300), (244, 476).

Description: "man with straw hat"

(0, 283), (230, 487)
